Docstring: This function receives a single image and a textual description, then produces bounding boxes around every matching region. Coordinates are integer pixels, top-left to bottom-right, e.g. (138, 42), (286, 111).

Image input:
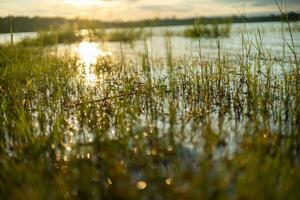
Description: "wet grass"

(17, 28), (148, 47)
(0, 21), (300, 200)
(19, 30), (82, 46)
(184, 19), (231, 38)
(103, 28), (146, 42)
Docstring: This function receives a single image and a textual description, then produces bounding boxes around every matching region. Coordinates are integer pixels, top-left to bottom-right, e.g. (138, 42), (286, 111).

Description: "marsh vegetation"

(17, 28), (148, 47)
(184, 19), (231, 38)
(0, 13), (300, 200)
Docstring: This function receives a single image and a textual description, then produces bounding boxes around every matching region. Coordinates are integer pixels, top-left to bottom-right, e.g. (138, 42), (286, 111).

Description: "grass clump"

(17, 28), (148, 46)
(104, 28), (146, 42)
(184, 19), (231, 38)
(18, 30), (82, 46)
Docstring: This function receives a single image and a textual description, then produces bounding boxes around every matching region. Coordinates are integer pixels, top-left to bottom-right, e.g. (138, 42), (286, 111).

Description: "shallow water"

(1, 22), (299, 60)
(1, 21), (298, 160)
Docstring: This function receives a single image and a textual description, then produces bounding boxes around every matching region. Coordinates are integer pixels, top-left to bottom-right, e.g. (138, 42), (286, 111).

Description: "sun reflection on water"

(76, 41), (111, 85)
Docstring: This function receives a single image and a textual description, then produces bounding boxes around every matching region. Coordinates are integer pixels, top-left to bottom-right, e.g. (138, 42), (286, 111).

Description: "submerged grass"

(19, 30), (82, 46)
(0, 18), (300, 200)
(184, 19), (231, 38)
(103, 28), (146, 42)
(17, 28), (148, 47)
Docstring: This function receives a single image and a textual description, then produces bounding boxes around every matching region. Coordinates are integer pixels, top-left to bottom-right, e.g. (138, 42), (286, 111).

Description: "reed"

(184, 19), (231, 38)
(0, 11), (299, 200)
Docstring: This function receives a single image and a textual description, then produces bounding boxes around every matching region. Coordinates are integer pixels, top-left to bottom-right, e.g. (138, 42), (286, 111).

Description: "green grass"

(184, 19), (231, 38)
(19, 30), (83, 46)
(104, 28), (146, 42)
(0, 18), (300, 200)
(17, 28), (148, 47)
(291, 22), (300, 31)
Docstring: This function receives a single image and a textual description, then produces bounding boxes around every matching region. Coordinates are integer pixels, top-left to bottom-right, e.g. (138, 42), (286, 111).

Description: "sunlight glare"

(76, 41), (110, 85)
(77, 41), (100, 66)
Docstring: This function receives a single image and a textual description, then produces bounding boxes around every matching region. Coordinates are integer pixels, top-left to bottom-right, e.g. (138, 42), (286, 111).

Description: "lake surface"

(1, 22), (299, 61)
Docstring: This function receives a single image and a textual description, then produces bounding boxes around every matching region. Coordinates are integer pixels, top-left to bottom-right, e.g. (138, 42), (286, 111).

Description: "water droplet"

(63, 155), (68, 161)
(107, 178), (112, 185)
(133, 147), (138, 154)
(151, 149), (158, 156)
(165, 178), (172, 185)
(167, 146), (174, 152)
(120, 160), (125, 165)
(136, 181), (147, 190)
(146, 149), (151, 155)
(66, 146), (72, 152)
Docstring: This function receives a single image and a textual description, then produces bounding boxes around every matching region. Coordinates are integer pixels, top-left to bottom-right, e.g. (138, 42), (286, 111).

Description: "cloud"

(215, 0), (300, 7)
(0, 0), (299, 20)
(100, 0), (140, 3)
(139, 5), (189, 12)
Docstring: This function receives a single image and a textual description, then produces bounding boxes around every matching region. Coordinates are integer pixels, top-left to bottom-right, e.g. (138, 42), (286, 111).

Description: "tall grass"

(17, 28), (148, 47)
(19, 30), (82, 46)
(9, 15), (14, 46)
(184, 19), (231, 38)
(104, 28), (146, 42)
(0, 13), (299, 200)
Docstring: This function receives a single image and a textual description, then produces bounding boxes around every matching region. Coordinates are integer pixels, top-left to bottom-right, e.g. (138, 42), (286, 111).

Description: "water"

(1, 22), (299, 196)
(1, 21), (298, 151)
(0, 31), (37, 44)
(2, 21), (296, 112)
(123, 21), (300, 59)
(1, 22), (299, 60)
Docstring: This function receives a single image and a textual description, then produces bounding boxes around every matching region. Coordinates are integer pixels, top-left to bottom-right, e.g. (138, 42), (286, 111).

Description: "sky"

(0, 0), (300, 20)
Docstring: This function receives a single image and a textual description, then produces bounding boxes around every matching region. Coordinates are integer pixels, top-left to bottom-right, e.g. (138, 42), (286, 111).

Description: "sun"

(63, 0), (98, 6)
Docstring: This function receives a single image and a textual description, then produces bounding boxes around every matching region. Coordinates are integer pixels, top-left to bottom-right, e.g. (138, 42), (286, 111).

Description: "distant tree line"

(0, 12), (299, 33)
